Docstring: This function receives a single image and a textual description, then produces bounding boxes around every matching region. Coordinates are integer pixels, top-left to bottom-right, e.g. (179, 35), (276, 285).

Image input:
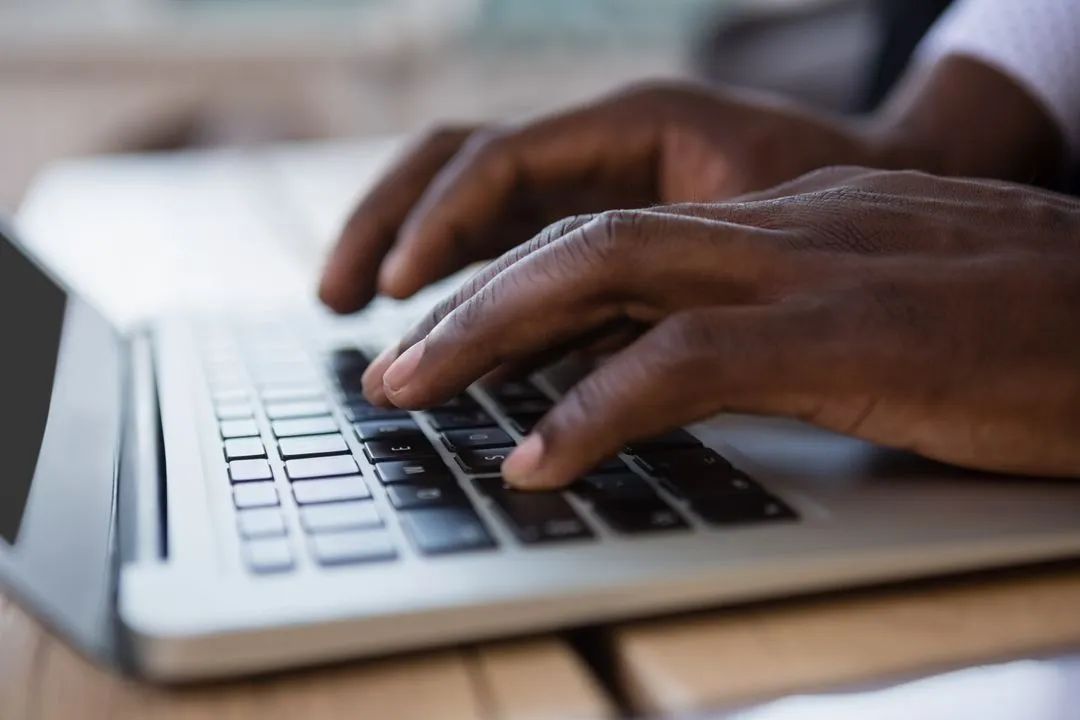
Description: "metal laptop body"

(4, 217), (1080, 682)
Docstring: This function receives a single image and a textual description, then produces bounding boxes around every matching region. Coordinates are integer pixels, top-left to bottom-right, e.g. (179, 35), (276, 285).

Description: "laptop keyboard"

(199, 329), (797, 574)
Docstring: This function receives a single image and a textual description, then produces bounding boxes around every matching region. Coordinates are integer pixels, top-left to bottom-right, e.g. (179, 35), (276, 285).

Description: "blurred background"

(0, 0), (910, 213)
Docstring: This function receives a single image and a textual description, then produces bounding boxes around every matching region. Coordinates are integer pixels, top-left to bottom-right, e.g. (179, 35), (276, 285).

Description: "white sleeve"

(916, 0), (1080, 158)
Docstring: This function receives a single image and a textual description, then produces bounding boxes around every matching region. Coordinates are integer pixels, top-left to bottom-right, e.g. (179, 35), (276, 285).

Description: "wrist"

(860, 55), (1066, 184)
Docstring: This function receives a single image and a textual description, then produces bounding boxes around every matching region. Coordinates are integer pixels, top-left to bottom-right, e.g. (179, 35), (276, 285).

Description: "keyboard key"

(310, 529), (396, 566)
(237, 507), (287, 538)
(228, 459), (273, 483)
(292, 477), (370, 504)
(300, 501), (382, 533)
(261, 383), (324, 403)
(659, 470), (762, 500)
(426, 408), (495, 430)
(375, 459), (453, 484)
(220, 419), (260, 439)
(571, 473), (657, 504)
(400, 507), (495, 555)
(499, 398), (553, 415)
(216, 402), (254, 420)
(624, 429), (703, 454)
(594, 499), (688, 534)
(475, 478), (593, 544)
(243, 537), (294, 573)
(354, 418), (421, 441)
(272, 416), (338, 438)
(505, 411), (544, 435)
(441, 427), (514, 452)
(364, 438), (438, 462)
(265, 400), (330, 420)
(285, 455), (360, 480)
(387, 483), (467, 510)
(438, 394), (479, 410)
(278, 433), (349, 459)
(233, 482), (279, 509)
(329, 348), (369, 373)
(455, 447), (515, 474)
(486, 379), (546, 402)
(693, 493), (797, 526)
(224, 437), (266, 460)
(633, 447), (733, 478)
(212, 388), (249, 404)
(344, 402), (411, 423)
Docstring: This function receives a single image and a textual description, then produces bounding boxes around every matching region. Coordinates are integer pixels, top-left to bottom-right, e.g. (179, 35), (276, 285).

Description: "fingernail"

(383, 340), (424, 393)
(502, 434), (545, 484)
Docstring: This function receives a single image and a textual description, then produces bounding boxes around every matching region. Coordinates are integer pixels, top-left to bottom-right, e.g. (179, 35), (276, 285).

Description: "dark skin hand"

(319, 55), (1063, 313)
(362, 168), (1080, 489)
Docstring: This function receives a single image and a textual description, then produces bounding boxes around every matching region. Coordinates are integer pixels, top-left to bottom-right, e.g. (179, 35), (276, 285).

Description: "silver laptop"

(3, 214), (1080, 682)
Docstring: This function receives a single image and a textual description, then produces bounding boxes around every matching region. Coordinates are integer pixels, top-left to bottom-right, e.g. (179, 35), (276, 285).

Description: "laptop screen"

(0, 230), (67, 543)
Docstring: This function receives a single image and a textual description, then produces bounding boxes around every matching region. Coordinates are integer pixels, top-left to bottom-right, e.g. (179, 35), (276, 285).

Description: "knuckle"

(655, 312), (724, 365)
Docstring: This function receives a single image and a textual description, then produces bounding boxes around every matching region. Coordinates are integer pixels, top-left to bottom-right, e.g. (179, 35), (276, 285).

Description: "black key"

(310, 529), (397, 566)
(505, 411), (544, 435)
(693, 493), (797, 526)
(571, 472), (656, 503)
(634, 447), (733, 478)
(364, 438), (438, 462)
(224, 437), (266, 460)
(386, 483), (467, 510)
(438, 394), (479, 410)
(220, 419), (259, 439)
(486, 379), (546, 402)
(329, 348), (369, 374)
(400, 507), (495, 555)
(344, 402), (411, 423)
(278, 433), (349, 459)
(660, 470), (762, 501)
(272, 416), (338, 438)
(426, 408), (495, 430)
(441, 427), (514, 452)
(623, 429), (702, 455)
(593, 498), (688, 534)
(500, 398), (552, 415)
(475, 478), (593, 544)
(354, 418), (421, 442)
(455, 446), (515, 474)
(375, 459), (453, 485)
(284, 455), (359, 480)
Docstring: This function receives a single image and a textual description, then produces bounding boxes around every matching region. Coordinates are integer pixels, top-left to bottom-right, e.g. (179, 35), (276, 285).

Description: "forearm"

(866, 55), (1066, 185)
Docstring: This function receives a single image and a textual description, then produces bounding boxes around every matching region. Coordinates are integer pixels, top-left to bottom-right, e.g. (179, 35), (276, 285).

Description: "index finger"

(318, 126), (473, 313)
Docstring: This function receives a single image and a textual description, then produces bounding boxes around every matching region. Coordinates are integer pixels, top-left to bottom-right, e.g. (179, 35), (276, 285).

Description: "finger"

(359, 214), (596, 405)
(318, 126), (474, 313)
(377, 96), (658, 299)
(501, 304), (841, 489)
(378, 211), (794, 409)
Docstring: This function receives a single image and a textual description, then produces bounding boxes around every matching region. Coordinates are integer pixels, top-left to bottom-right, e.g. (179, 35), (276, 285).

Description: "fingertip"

(501, 434), (550, 488)
(317, 263), (371, 314)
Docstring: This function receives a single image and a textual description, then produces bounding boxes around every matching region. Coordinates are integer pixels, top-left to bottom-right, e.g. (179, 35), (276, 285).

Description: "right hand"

(317, 81), (884, 312)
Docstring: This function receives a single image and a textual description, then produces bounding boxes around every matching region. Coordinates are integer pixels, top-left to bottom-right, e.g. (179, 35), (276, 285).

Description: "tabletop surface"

(7, 139), (1080, 720)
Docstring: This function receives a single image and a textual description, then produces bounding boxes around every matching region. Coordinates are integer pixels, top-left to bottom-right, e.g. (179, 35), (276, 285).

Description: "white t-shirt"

(917, 0), (1080, 158)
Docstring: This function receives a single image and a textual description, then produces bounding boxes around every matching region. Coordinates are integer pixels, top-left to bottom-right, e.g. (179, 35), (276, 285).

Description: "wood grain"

(607, 565), (1080, 716)
(0, 593), (611, 720)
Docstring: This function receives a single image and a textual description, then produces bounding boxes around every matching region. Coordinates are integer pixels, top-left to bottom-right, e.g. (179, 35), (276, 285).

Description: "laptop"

(4, 208), (1080, 682)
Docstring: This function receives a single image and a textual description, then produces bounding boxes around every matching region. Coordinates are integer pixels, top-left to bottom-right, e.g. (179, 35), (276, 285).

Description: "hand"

(362, 167), (1080, 488)
(319, 57), (1062, 314)
(318, 81), (883, 312)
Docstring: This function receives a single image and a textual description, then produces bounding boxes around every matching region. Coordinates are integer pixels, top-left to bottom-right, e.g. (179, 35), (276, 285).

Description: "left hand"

(361, 167), (1080, 489)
